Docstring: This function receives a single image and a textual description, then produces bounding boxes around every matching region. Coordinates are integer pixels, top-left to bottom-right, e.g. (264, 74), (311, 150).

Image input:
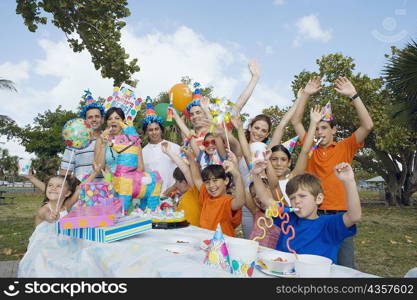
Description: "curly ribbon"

(252, 192), (298, 258)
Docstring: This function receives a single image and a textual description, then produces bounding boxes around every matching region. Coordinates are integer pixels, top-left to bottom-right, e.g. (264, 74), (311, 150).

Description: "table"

(18, 222), (378, 278)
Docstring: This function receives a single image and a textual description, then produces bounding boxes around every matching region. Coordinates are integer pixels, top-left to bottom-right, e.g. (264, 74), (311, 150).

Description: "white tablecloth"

(18, 222), (377, 278)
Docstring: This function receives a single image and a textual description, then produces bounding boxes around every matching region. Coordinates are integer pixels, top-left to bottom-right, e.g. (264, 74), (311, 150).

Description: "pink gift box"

(59, 200), (122, 230)
(78, 182), (116, 207)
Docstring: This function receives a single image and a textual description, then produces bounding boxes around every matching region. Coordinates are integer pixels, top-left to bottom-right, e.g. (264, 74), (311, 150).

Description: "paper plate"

(255, 261), (297, 278)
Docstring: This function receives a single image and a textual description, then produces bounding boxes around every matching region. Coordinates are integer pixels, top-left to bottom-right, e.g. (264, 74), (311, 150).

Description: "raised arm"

(268, 95), (302, 149)
(94, 128), (110, 169)
(183, 146), (203, 190)
(161, 141), (193, 185)
(334, 163), (362, 227)
(224, 149), (245, 211)
(172, 109), (192, 140)
(234, 59), (260, 113)
(291, 76), (322, 140)
(251, 161), (275, 208)
(230, 113), (251, 167)
(290, 105), (322, 177)
(334, 77), (373, 144)
(23, 167), (45, 192)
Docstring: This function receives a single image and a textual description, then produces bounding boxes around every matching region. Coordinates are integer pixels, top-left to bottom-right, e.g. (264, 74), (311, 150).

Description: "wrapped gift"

(56, 215), (152, 243)
(78, 182), (115, 207)
(59, 200), (123, 230)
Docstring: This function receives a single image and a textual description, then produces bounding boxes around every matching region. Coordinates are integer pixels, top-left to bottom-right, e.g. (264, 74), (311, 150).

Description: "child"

(184, 147), (245, 237)
(246, 178), (281, 249)
(252, 162), (361, 263)
(161, 141), (202, 226)
(196, 132), (226, 170)
(266, 105), (322, 205)
(25, 164), (101, 226)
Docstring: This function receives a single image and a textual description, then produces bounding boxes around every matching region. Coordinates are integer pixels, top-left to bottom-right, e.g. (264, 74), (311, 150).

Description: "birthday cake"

(133, 197), (189, 229)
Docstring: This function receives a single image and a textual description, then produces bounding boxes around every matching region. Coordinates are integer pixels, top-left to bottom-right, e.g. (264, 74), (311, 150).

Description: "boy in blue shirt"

(252, 162), (361, 264)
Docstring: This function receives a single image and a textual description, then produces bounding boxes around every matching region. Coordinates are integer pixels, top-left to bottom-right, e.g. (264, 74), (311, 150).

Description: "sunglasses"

(202, 140), (216, 147)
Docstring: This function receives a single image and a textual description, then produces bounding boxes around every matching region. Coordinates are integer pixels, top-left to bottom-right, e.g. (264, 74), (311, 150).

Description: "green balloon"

(155, 103), (178, 126)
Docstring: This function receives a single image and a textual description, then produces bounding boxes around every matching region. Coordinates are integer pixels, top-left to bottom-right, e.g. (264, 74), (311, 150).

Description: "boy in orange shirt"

(291, 76), (373, 268)
(184, 147), (244, 237)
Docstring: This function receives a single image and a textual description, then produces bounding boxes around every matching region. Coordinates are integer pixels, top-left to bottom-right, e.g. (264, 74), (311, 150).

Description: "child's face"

(204, 176), (228, 198)
(203, 136), (217, 155)
(288, 187), (323, 220)
(249, 185), (267, 211)
(174, 179), (189, 194)
(270, 151), (291, 177)
(46, 177), (71, 202)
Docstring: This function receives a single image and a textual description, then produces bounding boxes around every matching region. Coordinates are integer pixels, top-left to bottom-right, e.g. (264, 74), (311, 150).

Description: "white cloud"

(293, 14), (332, 47)
(273, 0), (285, 5)
(0, 61), (30, 84)
(1, 25), (290, 161)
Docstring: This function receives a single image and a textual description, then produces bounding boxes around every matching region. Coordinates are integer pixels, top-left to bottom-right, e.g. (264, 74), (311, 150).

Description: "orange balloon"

(170, 83), (193, 112)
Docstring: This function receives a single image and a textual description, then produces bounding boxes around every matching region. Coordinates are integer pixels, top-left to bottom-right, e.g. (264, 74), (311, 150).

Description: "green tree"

(16, 0), (140, 86)
(0, 78), (17, 92)
(384, 40), (417, 130)
(0, 148), (19, 178)
(268, 53), (417, 205)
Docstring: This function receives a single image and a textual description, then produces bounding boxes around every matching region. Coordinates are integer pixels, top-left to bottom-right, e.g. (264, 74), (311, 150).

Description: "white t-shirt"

(142, 140), (181, 192)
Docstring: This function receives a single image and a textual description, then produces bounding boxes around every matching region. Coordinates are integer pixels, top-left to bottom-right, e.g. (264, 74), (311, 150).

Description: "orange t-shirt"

(305, 133), (364, 210)
(176, 186), (201, 226)
(199, 184), (242, 237)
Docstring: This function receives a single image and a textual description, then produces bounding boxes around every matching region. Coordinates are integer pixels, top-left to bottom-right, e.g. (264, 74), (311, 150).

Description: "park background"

(1, 0), (417, 277)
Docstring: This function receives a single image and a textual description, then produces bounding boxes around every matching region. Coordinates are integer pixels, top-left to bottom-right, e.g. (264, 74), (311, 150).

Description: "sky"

(1, 0), (416, 164)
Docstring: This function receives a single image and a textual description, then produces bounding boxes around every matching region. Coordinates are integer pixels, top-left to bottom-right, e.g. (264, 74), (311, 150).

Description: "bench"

(0, 195), (16, 205)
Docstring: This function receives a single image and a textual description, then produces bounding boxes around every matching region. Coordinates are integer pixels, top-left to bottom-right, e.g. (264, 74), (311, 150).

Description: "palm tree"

(0, 78), (17, 92)
(383, 40), (417, 129)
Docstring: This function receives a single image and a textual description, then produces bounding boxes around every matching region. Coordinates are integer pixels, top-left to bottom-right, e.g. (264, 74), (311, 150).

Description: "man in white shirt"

(141, 102), (181, 193)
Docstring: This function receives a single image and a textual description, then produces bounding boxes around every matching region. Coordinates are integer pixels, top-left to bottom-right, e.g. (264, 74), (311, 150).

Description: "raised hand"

(248, 59), (260, 77)
(334, 77), (357, 98)
(194, 117), (212, 129)
(230, 113), (243, 129)
(310, 104), (322, 124)
(201, 96), (210, 111)
(334, 162), (355, 182)
(223, 160), (238, 176)
(225, 148), (238, 165)
(250, 160), (268, 175)
(182, 146), (196, 160)
(303, 76), (322, 96)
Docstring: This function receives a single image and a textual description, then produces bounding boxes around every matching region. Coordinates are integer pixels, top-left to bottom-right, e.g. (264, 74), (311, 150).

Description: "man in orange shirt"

(291, 76), (374, 268)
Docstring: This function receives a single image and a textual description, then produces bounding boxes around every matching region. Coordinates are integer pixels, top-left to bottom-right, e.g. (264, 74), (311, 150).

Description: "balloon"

(155, 103), (179, 126)
(62, 118), (93, 150)
(170, 83), (192, 112)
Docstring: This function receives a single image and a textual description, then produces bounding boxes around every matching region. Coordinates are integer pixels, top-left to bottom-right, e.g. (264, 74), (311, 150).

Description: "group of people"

(27, 60), (374, 269)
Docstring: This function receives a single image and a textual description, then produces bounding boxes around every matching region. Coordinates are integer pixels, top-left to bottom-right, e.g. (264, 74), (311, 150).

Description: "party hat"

(141, 96), (164, 128)
(282, 136), (299, 153)
(79, 89), (105, 119)
(186, 82), (202, 113)
(105, 86), (143, 122)
(321, 101), (333, 121)
(203, 224), (232, 273)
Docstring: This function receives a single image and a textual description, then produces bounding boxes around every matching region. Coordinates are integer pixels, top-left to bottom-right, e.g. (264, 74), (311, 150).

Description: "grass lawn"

(0, 192), (416, 277)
